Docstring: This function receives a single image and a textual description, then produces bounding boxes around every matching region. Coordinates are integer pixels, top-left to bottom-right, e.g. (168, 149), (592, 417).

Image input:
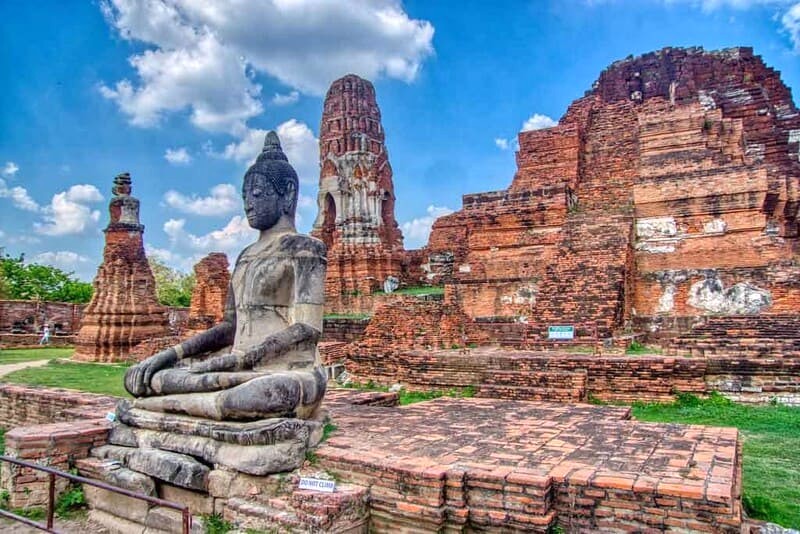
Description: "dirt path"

(0, 358), (50, 378)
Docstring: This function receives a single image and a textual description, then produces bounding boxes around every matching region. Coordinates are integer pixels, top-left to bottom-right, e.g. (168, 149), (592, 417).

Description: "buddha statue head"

(243, 132), (299, 231)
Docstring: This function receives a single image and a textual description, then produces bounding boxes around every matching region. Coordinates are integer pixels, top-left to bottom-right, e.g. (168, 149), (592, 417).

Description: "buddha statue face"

(241, 132), (299, 231)
(243, 171), (284, 230)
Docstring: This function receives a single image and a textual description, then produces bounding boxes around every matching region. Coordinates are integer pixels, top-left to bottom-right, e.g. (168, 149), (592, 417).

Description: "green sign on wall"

(548, 325), (575, 340)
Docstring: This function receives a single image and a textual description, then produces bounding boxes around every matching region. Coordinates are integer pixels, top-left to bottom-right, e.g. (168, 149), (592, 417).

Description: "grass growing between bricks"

(2, 359), (132, 397)
(632, 392), (800, 528)
(323, 313), (371, 320)
(624, 340), (662, 355)
(0, 347), (75, 364)
(373, 285), (445, 296)
(342, 382), (476, 405)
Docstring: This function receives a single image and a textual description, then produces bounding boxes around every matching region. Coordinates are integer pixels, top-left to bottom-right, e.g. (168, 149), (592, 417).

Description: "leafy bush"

(0, 253), (92, 303)
(203, 513), (234, 534)
(55, 485), (86, 518)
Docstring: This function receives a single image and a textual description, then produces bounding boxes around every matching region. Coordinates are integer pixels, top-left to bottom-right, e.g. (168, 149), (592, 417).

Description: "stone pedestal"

(91, 400), (325, 489)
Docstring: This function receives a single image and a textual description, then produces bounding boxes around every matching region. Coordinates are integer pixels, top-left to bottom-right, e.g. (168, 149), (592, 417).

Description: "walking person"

(39, 324), (50, 345)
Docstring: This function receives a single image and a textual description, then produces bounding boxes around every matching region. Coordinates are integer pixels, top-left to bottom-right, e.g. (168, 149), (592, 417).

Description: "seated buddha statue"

(123, 131), (327, 422)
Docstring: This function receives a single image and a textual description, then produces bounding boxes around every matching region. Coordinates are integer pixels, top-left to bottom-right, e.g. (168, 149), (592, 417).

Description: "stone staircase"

(664, 315), (800, 358)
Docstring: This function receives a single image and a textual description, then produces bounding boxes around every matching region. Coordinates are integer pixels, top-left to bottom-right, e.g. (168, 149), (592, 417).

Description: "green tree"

(148, 257), (195, 307)
(0, 254), (93, 303)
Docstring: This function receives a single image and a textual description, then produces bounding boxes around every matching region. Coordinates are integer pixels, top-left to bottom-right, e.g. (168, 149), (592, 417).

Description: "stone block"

(84, 484), (152, 523)
(159, 483), (215, 515)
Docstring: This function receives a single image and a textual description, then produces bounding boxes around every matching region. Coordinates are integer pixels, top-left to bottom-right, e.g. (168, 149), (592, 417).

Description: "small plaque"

(548, 325), (575, 340)
(105, 412), (117, 422)
(298, 477), (336, 493)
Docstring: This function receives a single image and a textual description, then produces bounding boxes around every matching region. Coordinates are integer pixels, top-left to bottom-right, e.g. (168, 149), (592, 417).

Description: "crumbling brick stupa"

(311, 74), (408, 312)
(186, 252), (230, 334)
(420, 46), (800, 340)
(73, 173), (169, 362)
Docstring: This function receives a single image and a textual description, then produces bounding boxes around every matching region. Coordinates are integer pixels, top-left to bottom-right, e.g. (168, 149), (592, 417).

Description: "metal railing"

(0, 455), (191, 534)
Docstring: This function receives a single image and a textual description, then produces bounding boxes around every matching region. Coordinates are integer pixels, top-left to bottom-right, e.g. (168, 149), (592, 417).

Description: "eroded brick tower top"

(74, 173), (169, 362)
(312, 74), (403, 251)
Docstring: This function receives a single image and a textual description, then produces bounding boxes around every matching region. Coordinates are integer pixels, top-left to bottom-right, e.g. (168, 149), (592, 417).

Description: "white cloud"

(298, 194), (315, 209)
(5, 234), (41, 245)
(164, 146), (192, 165)
(2, 161), (19, 177)
(99, 31), (262, 133)
(145, 244), (197, 272)
(401, 205), (453, 248)
(220, 119), (319, 184)
(692, 0), (789, 11)
(33, 251), (90, 270)
(271, 90), (299, 106)
(521, 113), (557, 132)
(34, 184), (104, 236)
(64, 184), (104, 203)
(783, 2), (800, 51)
(494, 138), (510, 150)
(163, 183), (240, 216)
(99, 0), (434, 133)
(163, 215), (257, 261)
(0, 178), (39, 212)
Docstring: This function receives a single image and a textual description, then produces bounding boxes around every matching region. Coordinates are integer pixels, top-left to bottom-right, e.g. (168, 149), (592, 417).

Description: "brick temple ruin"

(1, 46), (796, 533)
(311, 74), (407, 312)
(185, 252), (229, 334)
(324, 47), (800, 405)
(325, 46), (799, 332)
(73, 173), (170, 362)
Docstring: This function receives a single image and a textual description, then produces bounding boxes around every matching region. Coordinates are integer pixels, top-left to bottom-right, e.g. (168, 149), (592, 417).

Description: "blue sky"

(1, 0), (798, 281)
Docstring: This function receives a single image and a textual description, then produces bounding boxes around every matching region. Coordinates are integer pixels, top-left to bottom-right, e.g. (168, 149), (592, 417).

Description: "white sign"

(298, 477), (336, 493)
(548, 325), (575, 340)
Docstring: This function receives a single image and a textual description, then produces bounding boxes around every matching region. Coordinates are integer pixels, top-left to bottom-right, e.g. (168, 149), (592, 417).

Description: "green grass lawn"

(0, 347), (75, 364)
(633, 393), (800, 528)
(2, 359), (131, 398)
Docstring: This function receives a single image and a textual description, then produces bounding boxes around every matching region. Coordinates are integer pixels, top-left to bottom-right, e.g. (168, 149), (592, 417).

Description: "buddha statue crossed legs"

(96, 132), (328, 486)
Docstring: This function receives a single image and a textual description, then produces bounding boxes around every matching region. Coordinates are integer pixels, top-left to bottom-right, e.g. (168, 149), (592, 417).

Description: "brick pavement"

(319, 390), (742, 532)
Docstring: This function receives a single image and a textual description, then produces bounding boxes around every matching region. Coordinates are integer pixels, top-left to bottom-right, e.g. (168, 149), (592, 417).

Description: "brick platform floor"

(320, 390), (742, 532)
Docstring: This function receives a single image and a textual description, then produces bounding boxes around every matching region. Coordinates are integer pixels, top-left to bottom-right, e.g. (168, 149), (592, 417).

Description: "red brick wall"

(322, 318), (370, 342)
(0, 334), (75, 348)
(0, 419), (110, 508)
(0, 383), (117, 428)
(346, 348), (799, 404)
(0, 300), (84, 334)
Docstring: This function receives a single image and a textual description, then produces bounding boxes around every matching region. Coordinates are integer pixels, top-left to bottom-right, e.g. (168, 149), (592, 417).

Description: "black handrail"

(0, 454), (191, 533)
